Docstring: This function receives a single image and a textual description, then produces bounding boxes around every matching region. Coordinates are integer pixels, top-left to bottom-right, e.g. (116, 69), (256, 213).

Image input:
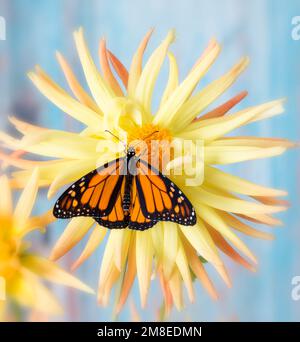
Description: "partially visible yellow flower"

(0, 169), (93, 320)
(0, 28), (292, 314)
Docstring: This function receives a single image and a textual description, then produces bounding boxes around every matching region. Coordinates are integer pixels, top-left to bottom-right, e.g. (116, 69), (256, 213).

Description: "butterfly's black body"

(53, 146), (197, 231)
(122, 148), (135, 212)
(122, 174), (133, 212)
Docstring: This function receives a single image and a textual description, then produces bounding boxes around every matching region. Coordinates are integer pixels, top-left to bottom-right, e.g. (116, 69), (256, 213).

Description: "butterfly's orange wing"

(53, 158), (126, 221)
(132, 159), (196, 227)
(128, 178), (157, 230)
(94, 178), (129, 228)
(54, 155), (196, 231)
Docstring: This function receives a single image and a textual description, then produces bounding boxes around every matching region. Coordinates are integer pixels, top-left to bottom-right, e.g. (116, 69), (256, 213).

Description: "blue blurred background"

(0, 0), (299, 321)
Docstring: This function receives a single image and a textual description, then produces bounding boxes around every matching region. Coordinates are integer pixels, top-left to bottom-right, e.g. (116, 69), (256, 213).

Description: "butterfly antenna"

(104, 130), (127, 152)
(131, 131), (160, 163)
(104, 129), (121, 142)
(131, 130), (159, 148)
(144, 130), (159, 140)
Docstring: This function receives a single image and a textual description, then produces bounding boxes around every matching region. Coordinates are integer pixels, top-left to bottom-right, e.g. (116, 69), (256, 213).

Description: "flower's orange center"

(127, 124), (172, 171)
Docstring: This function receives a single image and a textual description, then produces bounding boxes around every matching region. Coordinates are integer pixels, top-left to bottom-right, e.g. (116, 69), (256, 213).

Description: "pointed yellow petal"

(34, 65), (62, 92)
(28, 71), (103, 127)
(188, 186), (286, 215)
(74, 28), (114, 113)
(168, 269), (183, 310)
(210, 136), (294, 148)
(19, 129), (98, 159)
(50, 217), (94, 261)
(98, 230), (131, 289)
(56, 51), (100, 112)
(249, 98), (286, 123)
(0, 151), (46, 176)
(72, 226), (106, 270)
(111, 229), (126, 271)
(198, 204), (257, 264)
(98, 231), (131, 305)
(136, 230), (154, 307)
(196, 90), (248, 121)
(8, 156), (63, 171)
(151, 222), (164, 262)
(160, 52), (179, 106)
(180, 99), (285, 141)
(107, 49), (129, 88)
(21, 255), (94, 294)
(0, 175), (13, 215)
(180, 224), (222, 266)
(236, 212), (283, 226)
(0, 130), (22, 149)
(48, 158), (98, 199)
(176, 241), (194, 302)
(162, 222), (178, 279)
(128, 28), (154, 96)
(129, 301), (141, 322)
(135, 30), (175, 119)
(0, 153), (36, 179)
(204, 145), (287, 164)
(221, 212), (274, 240)
(153, 41), (220, 128)
(99, 265), (120, 306)
(98, 232), (117, 295)
(158, 269), (174, 314)
(174, 57), (249, 131)
(115, 235), (137, 314)
(9, 116), (46, 135)
(208, 227), (256, 272)
(205, 165), (287, 197)
(12, 159), (87, 190)
(190, 38), (218, 72)
(99, 38), (123, 96)
(181, 222), (231, 287)
(14, 168), (39, 232)
(182, 238), (218, 300)
(253, 195), (289, 207)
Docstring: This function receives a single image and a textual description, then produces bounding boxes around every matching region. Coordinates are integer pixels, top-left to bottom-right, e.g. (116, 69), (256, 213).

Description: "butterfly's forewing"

(133, 159), (196, 226)
(53, 158), (125, 219)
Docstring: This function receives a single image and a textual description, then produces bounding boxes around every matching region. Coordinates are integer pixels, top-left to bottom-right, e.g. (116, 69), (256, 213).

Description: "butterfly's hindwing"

(94, 175), (129, 228)
(128, 177), (157, 230)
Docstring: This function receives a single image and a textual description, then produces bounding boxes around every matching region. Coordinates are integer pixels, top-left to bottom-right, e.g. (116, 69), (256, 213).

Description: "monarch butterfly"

(53, 135), (197, 231)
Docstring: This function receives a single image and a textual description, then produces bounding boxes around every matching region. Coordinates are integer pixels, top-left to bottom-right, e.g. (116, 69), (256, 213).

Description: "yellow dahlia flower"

(0, 28), (292, 314)
(0, 169), (93, 319)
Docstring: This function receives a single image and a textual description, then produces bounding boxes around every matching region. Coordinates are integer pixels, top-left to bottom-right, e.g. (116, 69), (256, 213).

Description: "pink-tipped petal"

(99, 39), (123, 96)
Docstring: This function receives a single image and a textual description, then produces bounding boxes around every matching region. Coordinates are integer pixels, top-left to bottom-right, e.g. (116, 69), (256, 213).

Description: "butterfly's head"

(127, 146), (136, 157)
